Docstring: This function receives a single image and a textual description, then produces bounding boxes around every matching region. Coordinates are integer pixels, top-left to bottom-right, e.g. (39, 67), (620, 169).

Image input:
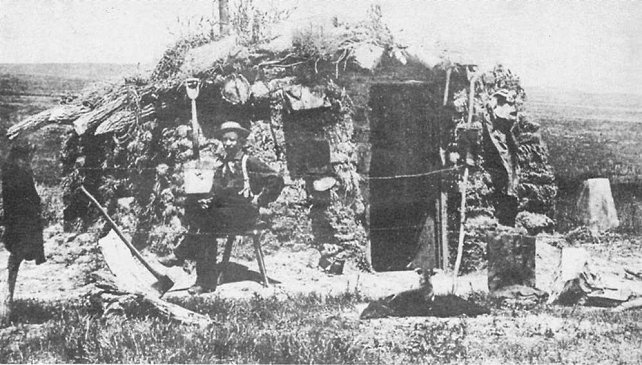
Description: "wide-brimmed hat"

(215, 121), (250, 139)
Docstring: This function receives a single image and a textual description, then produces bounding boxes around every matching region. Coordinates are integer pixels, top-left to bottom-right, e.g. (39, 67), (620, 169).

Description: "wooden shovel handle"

(191, 99), (200, 160)
(79, 186), (166, 281)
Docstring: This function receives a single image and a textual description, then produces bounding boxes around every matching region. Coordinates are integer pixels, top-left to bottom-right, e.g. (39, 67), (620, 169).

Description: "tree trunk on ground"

(576, 178), (619, 232)
(90, 273), (213, 326)
(219, 0), (230, 36)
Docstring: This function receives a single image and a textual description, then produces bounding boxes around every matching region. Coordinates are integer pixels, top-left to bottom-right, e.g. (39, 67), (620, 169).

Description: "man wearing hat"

(163, 121), (284, 294)
(483, 88), (520, 226)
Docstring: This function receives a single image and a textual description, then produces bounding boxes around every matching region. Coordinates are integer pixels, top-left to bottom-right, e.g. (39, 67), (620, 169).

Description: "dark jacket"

(210, 149), (284, 207)
(184, 149), (284, 233)
(1, 159), (45, 263)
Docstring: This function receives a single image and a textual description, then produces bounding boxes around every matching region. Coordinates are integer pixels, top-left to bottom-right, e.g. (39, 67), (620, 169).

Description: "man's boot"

(188, 244), (218, 295)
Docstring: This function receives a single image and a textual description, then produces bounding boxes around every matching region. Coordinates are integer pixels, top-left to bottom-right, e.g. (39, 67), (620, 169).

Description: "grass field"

(524, 87), (642, 232)
(1, 292), (640, 364)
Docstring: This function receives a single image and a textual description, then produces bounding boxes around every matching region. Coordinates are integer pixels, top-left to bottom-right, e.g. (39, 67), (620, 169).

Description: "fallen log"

(7, 104), (89, 139)
(89, 273), (213, 326)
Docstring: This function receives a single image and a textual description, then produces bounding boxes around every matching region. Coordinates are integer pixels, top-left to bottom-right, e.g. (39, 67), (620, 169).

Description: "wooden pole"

(211, 0), (218, 38)
(219, 0), (230, 36)
(452, 67), (476, 293)
(452, 166), (469, 293)
(438, 68), (452, 270)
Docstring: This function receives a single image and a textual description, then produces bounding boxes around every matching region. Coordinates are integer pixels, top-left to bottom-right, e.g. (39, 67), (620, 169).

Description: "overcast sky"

(1, 0), (641, 94)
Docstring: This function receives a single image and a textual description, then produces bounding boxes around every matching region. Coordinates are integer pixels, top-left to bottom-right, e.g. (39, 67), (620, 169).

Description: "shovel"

(183, 78), (215, 195)
(80, 186), (175, 295)
(185, 78), (202, 160)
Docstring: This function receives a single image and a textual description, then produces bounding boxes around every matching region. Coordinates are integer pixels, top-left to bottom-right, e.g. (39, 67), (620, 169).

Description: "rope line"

(73, 165), (463, 181)
(94, 224), (441, 236)
(365, 166), (459, 180)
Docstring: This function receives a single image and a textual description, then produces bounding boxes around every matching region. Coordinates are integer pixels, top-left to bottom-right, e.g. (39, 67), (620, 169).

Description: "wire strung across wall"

(76, 165), (462, 181)
(364, 166), (459, 180)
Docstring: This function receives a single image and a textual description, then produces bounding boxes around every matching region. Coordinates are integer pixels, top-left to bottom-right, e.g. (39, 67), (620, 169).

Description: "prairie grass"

(1, 291), (641, 364)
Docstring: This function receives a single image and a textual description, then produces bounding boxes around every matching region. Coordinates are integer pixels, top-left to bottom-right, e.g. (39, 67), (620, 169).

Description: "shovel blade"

(99, 230), (174, 297)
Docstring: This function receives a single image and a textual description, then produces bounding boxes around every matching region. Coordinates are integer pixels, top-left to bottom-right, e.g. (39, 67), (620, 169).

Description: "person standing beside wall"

(0, 141), (45, 326)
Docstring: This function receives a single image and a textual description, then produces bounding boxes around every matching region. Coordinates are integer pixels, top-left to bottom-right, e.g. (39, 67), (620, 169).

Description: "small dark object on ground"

(360, 294), (490, 319)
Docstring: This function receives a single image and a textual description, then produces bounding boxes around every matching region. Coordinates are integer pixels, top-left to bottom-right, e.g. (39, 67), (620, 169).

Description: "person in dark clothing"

(162, 121), (284, 294)
(1, 142), (45, 325)
(483, 89), (520, 226)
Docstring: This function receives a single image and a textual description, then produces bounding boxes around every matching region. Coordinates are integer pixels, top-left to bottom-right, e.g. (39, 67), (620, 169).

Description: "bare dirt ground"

(2, 224), (640, 308)
(1, 225), (641, 363)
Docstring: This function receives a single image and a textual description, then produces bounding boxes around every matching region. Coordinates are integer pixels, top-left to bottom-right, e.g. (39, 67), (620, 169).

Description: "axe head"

(152, 274), (176, 295)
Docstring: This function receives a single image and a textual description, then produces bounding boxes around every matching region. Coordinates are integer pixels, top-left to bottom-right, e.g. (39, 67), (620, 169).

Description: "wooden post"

(452, 166), (469, 293)
(452, 66), (477, 292)
(437, 68), (452, 270)
(219, 0), (230, 36)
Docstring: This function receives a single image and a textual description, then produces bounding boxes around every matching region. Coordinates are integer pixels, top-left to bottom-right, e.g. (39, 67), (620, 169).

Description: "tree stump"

(487, 232), (536, 291)
(548, 247), (635, 307)
(576, 178), (619, 232)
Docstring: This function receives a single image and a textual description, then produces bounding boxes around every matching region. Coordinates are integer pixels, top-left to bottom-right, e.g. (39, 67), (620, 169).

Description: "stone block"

(487, 232), (536, 291)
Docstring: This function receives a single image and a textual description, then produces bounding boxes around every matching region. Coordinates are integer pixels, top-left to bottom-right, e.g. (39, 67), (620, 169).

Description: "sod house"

(7, 20), (556, 272)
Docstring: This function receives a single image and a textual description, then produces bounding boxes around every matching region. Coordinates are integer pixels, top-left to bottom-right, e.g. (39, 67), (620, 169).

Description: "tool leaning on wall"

(452, 65), (479, 294)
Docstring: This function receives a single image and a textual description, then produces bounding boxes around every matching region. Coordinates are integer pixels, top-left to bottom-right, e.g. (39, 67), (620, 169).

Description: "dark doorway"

(368, 82), (441, 271)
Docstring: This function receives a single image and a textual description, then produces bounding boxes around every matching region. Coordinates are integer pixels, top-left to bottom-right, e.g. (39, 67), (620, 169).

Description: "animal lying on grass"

(359, 268), (490, 319)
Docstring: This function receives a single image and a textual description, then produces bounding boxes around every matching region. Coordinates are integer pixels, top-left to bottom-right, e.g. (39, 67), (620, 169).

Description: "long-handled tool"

(437, 67), (452, 270)
(185, 78), (202, 160)
(183, 78), (215, 195)
(452, 65), (478, 293)
(80, 186), (174, 294)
